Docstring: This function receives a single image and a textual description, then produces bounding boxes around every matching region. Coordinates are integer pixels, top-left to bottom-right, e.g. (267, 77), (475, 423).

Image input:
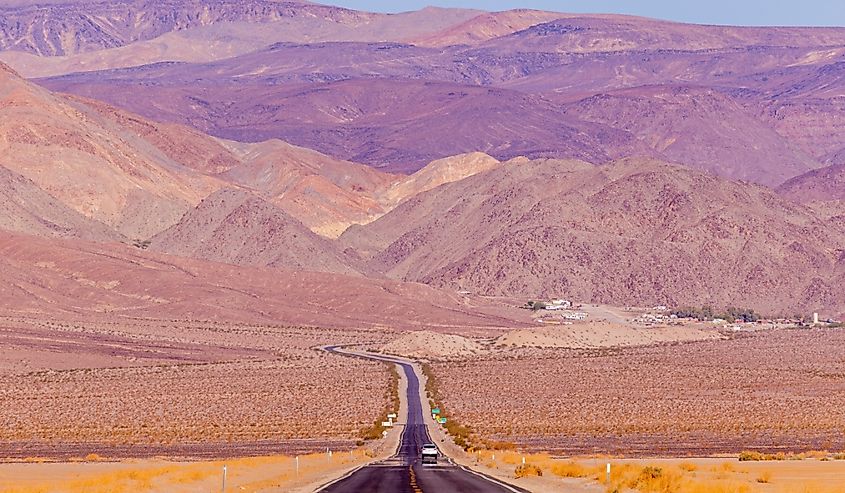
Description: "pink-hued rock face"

(344, 157), (845, 315)
(2, 4), (845, 318)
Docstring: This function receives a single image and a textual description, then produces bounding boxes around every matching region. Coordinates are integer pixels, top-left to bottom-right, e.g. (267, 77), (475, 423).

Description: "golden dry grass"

(0, 450), (373, 493)
(473, 451), (845, 493)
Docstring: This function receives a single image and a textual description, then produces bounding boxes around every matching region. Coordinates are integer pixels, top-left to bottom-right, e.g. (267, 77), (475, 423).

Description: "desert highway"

(319, 347), (529, 493)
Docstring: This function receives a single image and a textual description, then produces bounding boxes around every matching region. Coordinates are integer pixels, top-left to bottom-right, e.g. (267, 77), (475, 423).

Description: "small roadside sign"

(387, 413), (397, 419)
(438, 417), (447, 424)
(431, 407), (440, 415)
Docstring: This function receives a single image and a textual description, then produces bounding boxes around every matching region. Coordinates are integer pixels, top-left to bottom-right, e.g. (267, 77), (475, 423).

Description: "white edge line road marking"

(321, 345), (528, 493)
(313, 464), (369, 492)
(456, 464), (526, 493)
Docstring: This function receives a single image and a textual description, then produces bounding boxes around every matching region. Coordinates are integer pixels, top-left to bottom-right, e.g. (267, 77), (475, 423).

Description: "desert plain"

(1, 0), (845, 491)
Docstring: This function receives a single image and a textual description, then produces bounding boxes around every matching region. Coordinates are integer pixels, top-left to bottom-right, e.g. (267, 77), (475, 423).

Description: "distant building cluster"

(632, 312), (676, 326)
(524, 298), (588, 323)
(669, 308), (841, 331)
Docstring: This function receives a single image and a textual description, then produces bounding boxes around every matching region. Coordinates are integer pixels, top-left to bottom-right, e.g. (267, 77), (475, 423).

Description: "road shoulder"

(294, 347), (408, 493)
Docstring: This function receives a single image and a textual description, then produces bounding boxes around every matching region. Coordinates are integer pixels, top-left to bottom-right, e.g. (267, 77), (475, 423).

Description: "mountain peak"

(382, 152), (500, 207)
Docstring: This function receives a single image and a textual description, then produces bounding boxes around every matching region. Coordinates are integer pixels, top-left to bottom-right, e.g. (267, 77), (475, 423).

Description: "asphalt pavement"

(318, 347), (528, 493)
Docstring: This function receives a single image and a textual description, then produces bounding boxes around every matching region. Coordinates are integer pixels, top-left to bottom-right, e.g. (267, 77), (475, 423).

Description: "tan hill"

(343, 157), (845, 315)
(0, 230), (526, 331)
(220, 139), (399, 238)
(380, 152), (501, 208)
(0, 166), (121, 242)
(149, 188), (362, 274)
(0, 61), (224, 239)
(408, 9), (564, 47)
(380, 330), (484, 359)
(76, 96), (243, 175)
(75, 97), (405, 238)
(342, 152), (513, 254)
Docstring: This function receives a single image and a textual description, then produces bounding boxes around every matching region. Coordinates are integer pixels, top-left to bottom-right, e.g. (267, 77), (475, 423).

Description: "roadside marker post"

(296, 455), (300, 477)
(606, 463), (611, 485)
(222, 465), (227, 493)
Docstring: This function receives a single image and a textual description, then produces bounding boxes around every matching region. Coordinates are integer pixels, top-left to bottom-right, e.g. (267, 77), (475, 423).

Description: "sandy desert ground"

(0, 316), (397, 460)
(426, 327), (845, 456)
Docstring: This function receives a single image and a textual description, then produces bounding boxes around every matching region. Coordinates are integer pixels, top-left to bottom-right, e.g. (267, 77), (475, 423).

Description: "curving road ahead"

(319, 347), (528, 493)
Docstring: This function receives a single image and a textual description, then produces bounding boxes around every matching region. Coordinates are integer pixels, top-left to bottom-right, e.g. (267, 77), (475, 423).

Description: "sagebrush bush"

(739, 450), (787, 461)
(514, 463), (543, 478)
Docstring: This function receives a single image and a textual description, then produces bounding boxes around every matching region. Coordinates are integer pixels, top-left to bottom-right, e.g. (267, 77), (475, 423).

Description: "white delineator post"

(296, 455), (300, 476)
(222, 465), (227, 493)
(606, 463), (611, 485)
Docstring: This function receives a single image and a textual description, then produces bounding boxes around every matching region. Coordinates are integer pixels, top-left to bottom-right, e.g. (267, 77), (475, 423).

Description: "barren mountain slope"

(0, 230), (525, 331)
(0, 1), (480, 71)
(221, 139), (398, 237)
(35, 45), (845, 182)
(345, 158), (845, 314)
(778, 163), (845, 203)
(749, 62), (845, 165)
(0, 166), (122, 242)
(562, 86), (822, 186)
(76, 97), (402, 237)
(75, 96), (243, 175)
(497, 45), (845, 95)
(408, 9), (564, 47)
(150, 188), (362, 274)
(380, 152), (501, 208)
(40, 41), (842, 94)
(39, 76), (646, 172)
(480, 17), (845, 54)
(0, 0), (380, 56)
(0, 62), (224, 239)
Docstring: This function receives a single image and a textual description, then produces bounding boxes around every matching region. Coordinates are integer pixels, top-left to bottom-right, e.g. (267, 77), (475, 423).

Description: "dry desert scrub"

(514, 463), (543, 478)
(421, 362), (475, 450)
(431, 328), (845, 455)
(358, 362), (400, 442)
(0, 449), (373, 493)
(0, 358), (383, 446)
(474, 451), (845, 493)
(0, 319), (396, 457)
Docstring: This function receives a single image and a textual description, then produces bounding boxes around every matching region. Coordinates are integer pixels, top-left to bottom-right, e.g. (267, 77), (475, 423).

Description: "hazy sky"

(329, 1), (845, 27)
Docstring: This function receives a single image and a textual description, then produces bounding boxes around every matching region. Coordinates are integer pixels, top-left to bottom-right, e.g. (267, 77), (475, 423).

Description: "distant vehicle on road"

(421, 443), (439, 464)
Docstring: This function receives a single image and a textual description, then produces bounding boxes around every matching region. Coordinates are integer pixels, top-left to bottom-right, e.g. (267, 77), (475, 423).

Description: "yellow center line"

(409, 465), (423, 493)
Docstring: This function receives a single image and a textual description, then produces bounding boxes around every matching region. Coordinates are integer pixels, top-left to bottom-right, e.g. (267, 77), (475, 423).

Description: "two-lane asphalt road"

(319, 347), (528, 493)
